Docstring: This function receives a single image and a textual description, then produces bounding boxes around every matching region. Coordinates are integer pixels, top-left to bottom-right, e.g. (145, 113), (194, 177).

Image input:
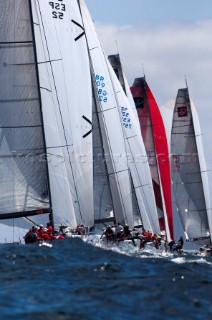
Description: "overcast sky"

(86, 0), (212, 175)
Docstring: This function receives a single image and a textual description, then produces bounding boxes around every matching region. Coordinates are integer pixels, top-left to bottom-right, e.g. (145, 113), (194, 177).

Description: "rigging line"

(135, 184), (150, 189)
(23, 216), (40, 227)
(185, 209), (209, 212)
(89, 46), (98, 51)
(37, 58), (63, 64)
(8, 62), (35, 66)
(126, 135), (137, 140)
(0, 98), (38, 103)
(40, 87), (52, 92)
(0, 125), (42, 129)
(0, 144), (73, 152)
(0, 153), (45, 158)
(46, 144), (73, 149)
(0, 41), (33, 44)
(108, 169), (130, 176)
(97, 106), (117, 113)
(36, 2), (83, 220)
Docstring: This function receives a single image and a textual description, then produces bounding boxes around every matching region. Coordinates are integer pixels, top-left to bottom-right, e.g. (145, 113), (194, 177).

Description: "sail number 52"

(49, 1), (66, 20)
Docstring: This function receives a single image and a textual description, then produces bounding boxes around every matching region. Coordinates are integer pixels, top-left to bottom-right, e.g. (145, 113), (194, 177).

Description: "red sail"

(131, 78), (173, 239)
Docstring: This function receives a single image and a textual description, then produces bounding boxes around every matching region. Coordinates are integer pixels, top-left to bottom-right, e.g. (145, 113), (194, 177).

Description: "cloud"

(94, 19), (212, 164)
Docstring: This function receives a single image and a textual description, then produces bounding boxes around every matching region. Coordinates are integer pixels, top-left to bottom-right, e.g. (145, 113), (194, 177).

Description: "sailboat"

(171, 87), (211, 246)
(0, 0), (140, 243)
(0, 0), (162, 244)
(107, 54), (160, 233)
(130, 77), (173, 241)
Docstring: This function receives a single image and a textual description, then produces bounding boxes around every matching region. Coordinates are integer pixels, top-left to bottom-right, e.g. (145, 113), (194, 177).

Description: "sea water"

(0, 238), (211, 320)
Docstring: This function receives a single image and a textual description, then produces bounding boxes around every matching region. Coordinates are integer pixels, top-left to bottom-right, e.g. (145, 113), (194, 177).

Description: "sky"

(86, 0), (212, 175)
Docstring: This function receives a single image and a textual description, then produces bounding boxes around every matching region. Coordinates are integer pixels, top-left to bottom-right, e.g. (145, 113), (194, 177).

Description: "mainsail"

(107, 55), (160, 233)
(0, 1), (51, 223)
(131, 78), (173, 240)
(171, 88), (211, 242)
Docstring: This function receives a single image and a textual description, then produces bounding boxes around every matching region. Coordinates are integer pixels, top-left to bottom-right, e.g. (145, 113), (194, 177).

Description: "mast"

(28, 0), (53, 227)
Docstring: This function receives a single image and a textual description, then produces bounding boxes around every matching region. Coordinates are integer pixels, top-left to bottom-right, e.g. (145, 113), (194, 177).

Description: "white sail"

(31, 0), (94, 227)
(107, 60), (160, 234)
(160, 99), (175, 152)
(123, 73), (141, 128)
(191, 100), (212, 242)
(79, 0), (134, 228)
(108, 54), (140, 129)
(171, 88), (210, 241)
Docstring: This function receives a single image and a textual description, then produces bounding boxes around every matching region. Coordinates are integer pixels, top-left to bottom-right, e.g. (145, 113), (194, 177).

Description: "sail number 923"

(49, 1), (66, 20)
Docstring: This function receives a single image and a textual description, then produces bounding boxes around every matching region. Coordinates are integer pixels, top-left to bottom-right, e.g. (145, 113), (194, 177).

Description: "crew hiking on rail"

(24, 223), (64, 244)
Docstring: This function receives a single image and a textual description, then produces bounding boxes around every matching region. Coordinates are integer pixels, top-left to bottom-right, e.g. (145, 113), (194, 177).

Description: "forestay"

(171, 88), (210, 241)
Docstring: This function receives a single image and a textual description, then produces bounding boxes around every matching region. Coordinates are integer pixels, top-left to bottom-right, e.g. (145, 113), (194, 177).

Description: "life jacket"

(25, 231), (37, 244)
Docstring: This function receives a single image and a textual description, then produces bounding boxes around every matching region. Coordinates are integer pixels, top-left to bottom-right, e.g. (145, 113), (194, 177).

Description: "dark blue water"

(0, 238), (211, 320)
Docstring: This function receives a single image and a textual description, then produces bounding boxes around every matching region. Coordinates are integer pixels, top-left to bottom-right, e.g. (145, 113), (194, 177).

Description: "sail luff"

(28, 0), (53, 226)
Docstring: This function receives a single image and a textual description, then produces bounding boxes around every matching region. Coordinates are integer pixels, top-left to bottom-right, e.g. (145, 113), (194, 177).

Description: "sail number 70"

(49, 1), (66, 20)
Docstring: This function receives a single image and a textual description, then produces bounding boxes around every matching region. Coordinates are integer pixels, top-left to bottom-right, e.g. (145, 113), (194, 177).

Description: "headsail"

(171, 88), (211, 241)
(107, 58), (160, 234)
(79, 0), (134, 228)
(131, 78), (173, 240)
(31, 0), (94, 227)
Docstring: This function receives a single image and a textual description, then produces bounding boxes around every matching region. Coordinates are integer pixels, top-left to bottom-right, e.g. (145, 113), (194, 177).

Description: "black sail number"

(49, 0), (66, 20)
